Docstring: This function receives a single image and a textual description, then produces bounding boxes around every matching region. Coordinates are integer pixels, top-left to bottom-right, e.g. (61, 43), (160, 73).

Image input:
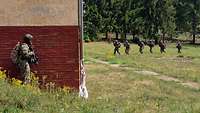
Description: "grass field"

(1, 42), (200, 113)
(85, 42), (200, 82)
(84, 42), (200, 113)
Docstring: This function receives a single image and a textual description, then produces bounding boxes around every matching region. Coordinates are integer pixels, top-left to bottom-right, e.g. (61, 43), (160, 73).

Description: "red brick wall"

(0, 26), (80, 89)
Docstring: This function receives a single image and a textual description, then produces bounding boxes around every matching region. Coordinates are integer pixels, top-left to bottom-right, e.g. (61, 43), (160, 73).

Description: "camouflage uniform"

(159, 41), (166, 53)
(113, 40), (121, 55)
(176, 41), (182, 53)
(147, 40), (155, 53)
(124, 40), (130, 55)
(138, 41), (145, 54)
(11, 34), (37, 84)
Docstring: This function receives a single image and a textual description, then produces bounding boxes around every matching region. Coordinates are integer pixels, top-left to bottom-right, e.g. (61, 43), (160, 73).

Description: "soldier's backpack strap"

(10, 42), (22, 64)
(17, 42), (22, 55)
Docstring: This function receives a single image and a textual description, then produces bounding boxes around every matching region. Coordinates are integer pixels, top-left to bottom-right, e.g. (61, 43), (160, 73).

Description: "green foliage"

(84, 34), (90, 42)
(84, 0), (200, 42)
(175, 0), (200, 43)
(84, 0), (101, 41)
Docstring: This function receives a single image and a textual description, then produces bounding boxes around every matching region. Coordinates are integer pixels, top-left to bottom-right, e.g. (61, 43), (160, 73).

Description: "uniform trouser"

(178, 49), (181, 53)
(114, 48), (120, 55)
(18, 62), (31, 84)
(139, 47), (143, 54)
(125, 47), (130, 55)
(150, 47), (153, 53)
(160, 48), (166, 53)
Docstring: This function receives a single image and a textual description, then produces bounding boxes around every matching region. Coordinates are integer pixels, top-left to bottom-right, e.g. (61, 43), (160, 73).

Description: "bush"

(84, 33), (98, 42)
(84, 34), (90, 42)
(0, 69), (6, 80)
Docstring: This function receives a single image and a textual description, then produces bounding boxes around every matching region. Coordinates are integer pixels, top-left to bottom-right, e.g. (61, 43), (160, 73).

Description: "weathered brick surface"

(0, 26), (80, 89)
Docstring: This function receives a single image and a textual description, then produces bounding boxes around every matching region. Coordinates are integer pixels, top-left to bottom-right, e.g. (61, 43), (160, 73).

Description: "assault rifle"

(28, 45), (39, 64)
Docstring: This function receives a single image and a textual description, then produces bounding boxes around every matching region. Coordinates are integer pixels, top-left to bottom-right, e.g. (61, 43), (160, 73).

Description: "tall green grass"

(1, 42), (200, 113)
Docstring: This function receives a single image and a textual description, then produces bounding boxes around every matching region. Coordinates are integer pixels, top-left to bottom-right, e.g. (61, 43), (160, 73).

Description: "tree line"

(83, 0), (200, 44)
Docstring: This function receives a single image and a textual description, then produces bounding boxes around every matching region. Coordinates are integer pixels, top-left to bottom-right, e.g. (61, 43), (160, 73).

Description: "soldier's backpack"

(176, 43), (182, 49)
(159, 42), (166, 49)
(147, 40), (154, 47)
(10, 42), (21, 64)
(113, 40), (121, 48)
(138, 41), (144, 47)
(11, 42), (39, 64)
(124, 41), (130, 48)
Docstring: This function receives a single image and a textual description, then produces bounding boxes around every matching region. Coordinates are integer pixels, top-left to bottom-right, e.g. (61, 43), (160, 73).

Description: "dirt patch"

(110, 64), (121, 67)
(89, 58), (121, 67)
(134, 80), (154, 86)
(157, 76), (180, 82)
(180, 82), (200, 90)
(156, 56), (193, 63)
(88, 57), (200, 90)
(135, 71), (159, 76)
(173, 57), (193, 63)
(89, 58), (110, 65)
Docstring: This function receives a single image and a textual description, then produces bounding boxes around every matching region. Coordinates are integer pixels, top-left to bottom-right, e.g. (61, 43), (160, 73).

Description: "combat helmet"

(23, 34), (33, 40)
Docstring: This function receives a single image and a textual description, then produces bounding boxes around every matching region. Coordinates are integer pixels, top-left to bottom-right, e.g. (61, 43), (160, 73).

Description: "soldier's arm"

(15, 42), (20, 51)
(27, 51), (35, 56)
(21, 44), (35, 58)
(22, 51), (34, 59)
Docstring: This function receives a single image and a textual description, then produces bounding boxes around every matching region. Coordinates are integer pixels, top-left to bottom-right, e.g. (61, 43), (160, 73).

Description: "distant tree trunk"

(106, 32), (108, 39)
(132, 32), (136, 41)
(124, 33), (127, 39)
(162, 32), (166, 43)
(155, 38), (158, 45)
(115, 32), (119, 40)
(170, 34), (173, 39)
(105, 32), (111, 43)
(192, 0), (197, 44)
(192, 12), (196, 44)
(192, 32), (196, 44)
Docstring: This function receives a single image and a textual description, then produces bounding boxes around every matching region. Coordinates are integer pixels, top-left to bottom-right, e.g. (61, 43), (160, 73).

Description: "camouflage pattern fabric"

(138, 41), (144, 54)
(11, 42), (35, 84)
(113, 40), (121, 55)
(10, 42), (21, 64)
(124, 40), (130, 55)
(159, 41), (166, 53)
(176, 41), (182, 53)
(148, 40), (155, 53)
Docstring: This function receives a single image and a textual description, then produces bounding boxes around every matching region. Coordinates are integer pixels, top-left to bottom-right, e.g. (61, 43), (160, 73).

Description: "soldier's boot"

(24, 75), (31, 84)
(125, 48), (129, 55)
(127, 49), (130, 55)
